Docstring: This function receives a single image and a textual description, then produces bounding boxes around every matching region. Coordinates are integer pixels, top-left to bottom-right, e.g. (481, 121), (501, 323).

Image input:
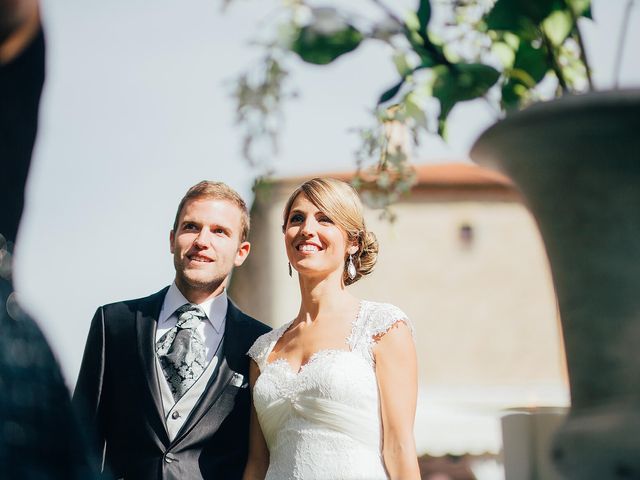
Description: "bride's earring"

(347, 254), (356, 280)
(288, 262), (293, 277)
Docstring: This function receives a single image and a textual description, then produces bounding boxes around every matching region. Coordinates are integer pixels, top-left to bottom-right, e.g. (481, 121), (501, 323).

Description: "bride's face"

(284, 193), (353, 281)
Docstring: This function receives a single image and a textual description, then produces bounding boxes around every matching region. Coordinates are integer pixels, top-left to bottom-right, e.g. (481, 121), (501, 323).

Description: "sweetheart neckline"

(264, 300), (366, 375)
(266, 348), (354, 375)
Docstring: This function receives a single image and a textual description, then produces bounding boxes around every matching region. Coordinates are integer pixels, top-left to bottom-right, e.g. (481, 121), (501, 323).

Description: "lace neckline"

(265, 300), (366, 375)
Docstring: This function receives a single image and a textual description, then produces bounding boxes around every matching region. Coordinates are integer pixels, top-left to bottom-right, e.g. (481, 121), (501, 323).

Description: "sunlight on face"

(284, 193), (351, 281)
(170, 198), (249, 299)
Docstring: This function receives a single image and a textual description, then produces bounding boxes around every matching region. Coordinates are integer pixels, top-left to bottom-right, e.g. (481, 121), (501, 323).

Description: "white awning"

(414, 383), (570, 456)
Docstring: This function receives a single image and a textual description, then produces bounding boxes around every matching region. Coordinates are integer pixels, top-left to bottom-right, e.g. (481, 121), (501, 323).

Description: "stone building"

(229, 162), (569, 458)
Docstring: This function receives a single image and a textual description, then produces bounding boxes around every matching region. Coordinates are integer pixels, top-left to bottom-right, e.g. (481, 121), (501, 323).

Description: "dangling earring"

(347, 254), (356, 280)
(288, 262), (292, 277)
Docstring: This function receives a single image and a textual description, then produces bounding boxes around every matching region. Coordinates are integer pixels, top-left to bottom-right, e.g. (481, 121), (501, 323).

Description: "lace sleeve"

(247, 330), (276, 371)
(357, 302), (414, 365)
(370, 303), (414, 340)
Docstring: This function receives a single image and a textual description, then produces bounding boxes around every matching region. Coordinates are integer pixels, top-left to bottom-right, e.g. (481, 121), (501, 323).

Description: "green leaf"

(503, 32), (521, 50)
(415, 48), (438, 68)
(485, 0), (566, 32)
(437, 113), (450, 137)
(417, 0), (432, 32)
(392, 51), (412, 77)
(492, 42), (516, 69)
(501, 37), (554, 110)
(583, 5), (593, 19)
(513, 39), (549, 83)
(432, 64), (501, 135)
(403, 93), (428, 129)
(404, 11), (423, 46)
(405, 11), (420, 35)
(501, 79), (528, 110)
(499, 35), (550, 111)
(567, 0), (592, 16)
(378, 79), (405, 105)
(291, 24), (363, 65)
(404, 10), (448, 68)
(542, 10), (573, 46)
(433, 64), (501, 102)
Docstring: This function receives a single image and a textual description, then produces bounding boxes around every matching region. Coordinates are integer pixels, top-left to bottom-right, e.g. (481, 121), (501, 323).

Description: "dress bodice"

(247, 300), (412, 480)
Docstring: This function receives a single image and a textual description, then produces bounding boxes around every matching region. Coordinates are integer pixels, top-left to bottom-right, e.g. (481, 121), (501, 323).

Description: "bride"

(243, 178), (420, 480)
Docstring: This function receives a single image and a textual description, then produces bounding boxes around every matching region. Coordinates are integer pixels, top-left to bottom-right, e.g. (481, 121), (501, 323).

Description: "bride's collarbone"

(268, 318), (355, 370)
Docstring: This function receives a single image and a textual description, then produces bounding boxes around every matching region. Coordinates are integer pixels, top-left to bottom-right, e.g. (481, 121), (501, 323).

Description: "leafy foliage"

(291, 24), (363, 65)
(228, 0), (593, 209)
(433, 63), (501, 135)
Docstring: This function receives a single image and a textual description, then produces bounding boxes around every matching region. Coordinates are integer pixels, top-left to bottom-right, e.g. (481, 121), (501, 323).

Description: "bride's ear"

(347, 244), (359, 255)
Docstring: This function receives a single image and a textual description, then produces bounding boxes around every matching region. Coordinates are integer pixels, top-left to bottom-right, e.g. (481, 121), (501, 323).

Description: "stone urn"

(470, 90), (640, 480)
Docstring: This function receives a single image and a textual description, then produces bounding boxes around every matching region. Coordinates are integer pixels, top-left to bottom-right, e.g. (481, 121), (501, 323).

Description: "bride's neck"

(296, 273), (354, 321)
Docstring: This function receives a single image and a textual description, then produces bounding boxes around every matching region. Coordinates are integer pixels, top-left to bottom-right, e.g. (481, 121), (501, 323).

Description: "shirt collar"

(160, 282), (228, 333)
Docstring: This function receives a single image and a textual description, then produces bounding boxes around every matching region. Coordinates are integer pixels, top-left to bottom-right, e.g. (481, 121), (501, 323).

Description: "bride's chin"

(294, 265), (341, 281)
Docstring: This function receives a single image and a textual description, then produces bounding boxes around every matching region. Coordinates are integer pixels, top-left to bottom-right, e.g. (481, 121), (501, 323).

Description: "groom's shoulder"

(97, 286), (169, 318)
(229, 300), (271, 339)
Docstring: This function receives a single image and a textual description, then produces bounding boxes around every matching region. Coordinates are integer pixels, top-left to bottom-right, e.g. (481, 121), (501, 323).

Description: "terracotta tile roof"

(413, 162), (513, 188)
(280, 162), (514, 189)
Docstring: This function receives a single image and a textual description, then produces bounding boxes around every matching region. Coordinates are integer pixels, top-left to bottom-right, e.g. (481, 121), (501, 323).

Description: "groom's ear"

(234, 241), (251, 267)
(169, 230), (175, 254)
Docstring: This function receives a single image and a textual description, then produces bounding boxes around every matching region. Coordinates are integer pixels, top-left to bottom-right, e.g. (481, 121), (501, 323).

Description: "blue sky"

(13, 0), (640, 383)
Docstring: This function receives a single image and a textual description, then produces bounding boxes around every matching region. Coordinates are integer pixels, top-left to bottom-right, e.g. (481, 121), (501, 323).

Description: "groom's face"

(170, 197), (250, 300)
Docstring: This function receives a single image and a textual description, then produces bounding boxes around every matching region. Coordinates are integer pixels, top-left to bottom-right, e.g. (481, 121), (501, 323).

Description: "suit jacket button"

(171, 411), (180, 419)
(164, 452), (177, 463)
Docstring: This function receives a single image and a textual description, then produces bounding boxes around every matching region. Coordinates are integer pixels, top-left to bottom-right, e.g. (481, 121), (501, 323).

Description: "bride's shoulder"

(359, 300), (414, 339)
(246, 321), (291, 368)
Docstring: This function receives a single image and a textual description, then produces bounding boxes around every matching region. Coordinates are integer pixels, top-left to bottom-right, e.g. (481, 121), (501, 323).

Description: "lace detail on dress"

(246, 300), (413, 480)
(349, 301), (414, 367)
(247, 322), (293, 371)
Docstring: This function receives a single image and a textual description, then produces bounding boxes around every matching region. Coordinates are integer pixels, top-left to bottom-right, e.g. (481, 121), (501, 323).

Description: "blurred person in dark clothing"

(0, 1), (100, 477)
(1, 0), (42, 245)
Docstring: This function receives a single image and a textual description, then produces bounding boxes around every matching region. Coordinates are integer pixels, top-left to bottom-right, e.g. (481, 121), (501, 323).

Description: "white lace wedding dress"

(247, 300), (412, 480)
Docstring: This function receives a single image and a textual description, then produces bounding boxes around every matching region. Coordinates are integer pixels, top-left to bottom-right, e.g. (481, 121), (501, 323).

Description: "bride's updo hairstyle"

(282, 177), (379, 285)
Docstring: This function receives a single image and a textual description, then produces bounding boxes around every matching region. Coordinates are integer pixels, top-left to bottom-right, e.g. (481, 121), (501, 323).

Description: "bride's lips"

(295, 241), (322, 254)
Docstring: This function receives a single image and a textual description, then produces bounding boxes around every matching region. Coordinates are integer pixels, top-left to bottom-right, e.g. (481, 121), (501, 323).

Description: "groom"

(73, 181), (269, 480)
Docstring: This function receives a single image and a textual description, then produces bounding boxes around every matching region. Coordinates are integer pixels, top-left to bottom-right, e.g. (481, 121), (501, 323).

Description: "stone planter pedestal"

(471, 90), (640, 480)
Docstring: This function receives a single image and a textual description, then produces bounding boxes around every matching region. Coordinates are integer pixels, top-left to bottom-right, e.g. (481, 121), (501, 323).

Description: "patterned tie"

(156, 304), (207, 402)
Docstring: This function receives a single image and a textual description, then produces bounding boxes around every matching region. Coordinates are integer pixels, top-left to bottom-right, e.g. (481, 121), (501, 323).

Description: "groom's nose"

(193, 229), (211, 247)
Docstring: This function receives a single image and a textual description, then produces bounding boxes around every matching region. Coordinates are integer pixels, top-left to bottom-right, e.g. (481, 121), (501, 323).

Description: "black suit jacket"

(73, 287), (270, 480)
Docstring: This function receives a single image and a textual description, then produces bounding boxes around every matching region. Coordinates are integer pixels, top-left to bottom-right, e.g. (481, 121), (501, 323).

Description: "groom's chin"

(180, 271), (223, 291)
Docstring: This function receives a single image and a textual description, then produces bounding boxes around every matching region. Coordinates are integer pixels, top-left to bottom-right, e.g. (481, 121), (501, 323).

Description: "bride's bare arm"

(374, 321), (421, 480)
(242, 360), (269, 480)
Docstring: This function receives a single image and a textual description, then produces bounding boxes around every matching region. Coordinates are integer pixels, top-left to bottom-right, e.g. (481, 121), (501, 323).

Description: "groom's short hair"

(173, 181), (250, 242)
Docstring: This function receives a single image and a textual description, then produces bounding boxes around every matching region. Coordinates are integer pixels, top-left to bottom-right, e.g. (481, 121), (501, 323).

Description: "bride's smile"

(284, 193), (354, 278)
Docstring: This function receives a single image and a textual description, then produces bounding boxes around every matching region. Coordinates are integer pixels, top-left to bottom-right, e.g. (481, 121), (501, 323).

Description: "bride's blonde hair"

(282, 177), (378, 285)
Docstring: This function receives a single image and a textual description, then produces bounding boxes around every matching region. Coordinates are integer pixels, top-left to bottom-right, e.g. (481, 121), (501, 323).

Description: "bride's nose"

(299, 218), (316, 237)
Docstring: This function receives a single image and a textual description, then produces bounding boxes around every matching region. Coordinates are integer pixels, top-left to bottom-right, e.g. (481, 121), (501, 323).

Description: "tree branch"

(540, 29), (570, 94)
(369, 0), (405, 27)
(568, 6), (594, 91)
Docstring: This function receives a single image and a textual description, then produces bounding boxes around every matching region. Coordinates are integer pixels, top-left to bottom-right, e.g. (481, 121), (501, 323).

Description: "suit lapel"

(170, 301), (246, 446)
(135, 287), (170, 445)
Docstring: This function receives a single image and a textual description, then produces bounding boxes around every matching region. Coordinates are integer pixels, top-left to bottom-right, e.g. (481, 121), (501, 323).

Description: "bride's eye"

(289, 213), (304, 223)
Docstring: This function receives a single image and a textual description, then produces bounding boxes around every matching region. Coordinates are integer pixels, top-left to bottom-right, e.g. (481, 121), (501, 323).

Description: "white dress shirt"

(156, 282), (227, 364)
